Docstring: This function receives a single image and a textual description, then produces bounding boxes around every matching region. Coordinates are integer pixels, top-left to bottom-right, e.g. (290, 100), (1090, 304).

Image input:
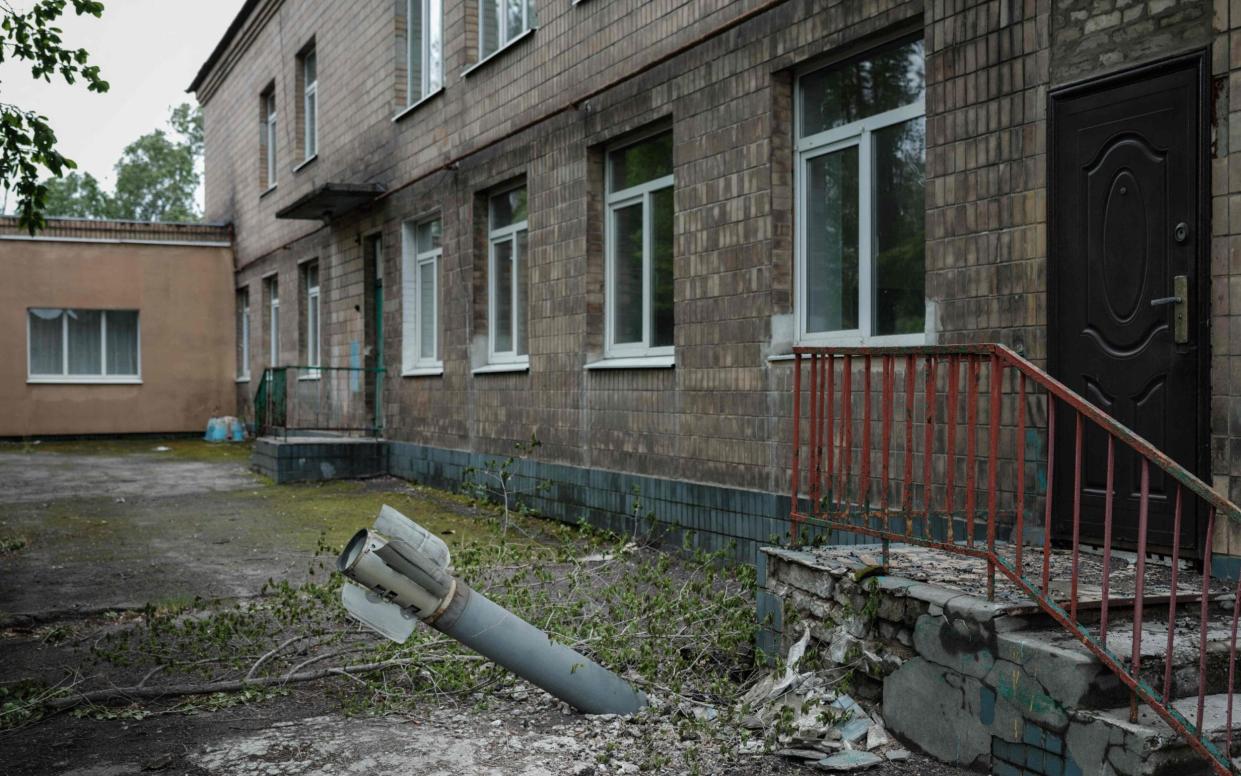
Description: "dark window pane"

(67, 309), (102, 375)
(419, 260), (436, 360)
(505, 0), (524, 42)
(609, 131), (673, 192)
(29, 309), (63, 375)
(515, 230), (528, 356)
(805, 146), (859, 333)
(872, 117), (926, 335)
(490, 187), (527, 229)
(650, 187), (675, 348)
(106, 311), (140, 376)
(800, 39), (924, 137)
(416, 218), (441, 253)
(480, 0), (500, 57)
(493, 238), (513, 352)
(611, 202), (643, 345)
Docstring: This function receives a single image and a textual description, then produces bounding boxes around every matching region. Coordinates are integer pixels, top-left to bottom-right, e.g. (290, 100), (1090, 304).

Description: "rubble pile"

(737, 627), (910, 772)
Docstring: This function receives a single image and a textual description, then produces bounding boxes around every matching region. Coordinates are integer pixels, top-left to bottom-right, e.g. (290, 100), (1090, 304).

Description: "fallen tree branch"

(43, 655), (483, 711)
(246, 635), (310, 681)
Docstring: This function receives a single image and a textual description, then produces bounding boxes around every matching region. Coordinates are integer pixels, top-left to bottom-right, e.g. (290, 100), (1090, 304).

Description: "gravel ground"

(0, 440), (978, 775)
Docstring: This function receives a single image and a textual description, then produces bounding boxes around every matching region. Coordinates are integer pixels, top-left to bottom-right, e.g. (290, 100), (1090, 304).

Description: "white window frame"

(267, 276), (280, 367)
(604, 132), (675, 360)
(26, 309), (142, 384)
(304, 261), (321, 377)
(238, 290), (251, 381)
(487, 188), (528, 366)
(264, 90), (278, 188)
(302, 50), (317, 160)
(794, 53), (927, 347)
(401, 217), (443, 375)
(478, 0), (532, 61)
(406, 0), (443, 106)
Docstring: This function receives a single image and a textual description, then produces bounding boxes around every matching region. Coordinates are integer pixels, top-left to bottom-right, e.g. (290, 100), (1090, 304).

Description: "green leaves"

(0, 0), (109, 233)
(40, 103), (205, 222)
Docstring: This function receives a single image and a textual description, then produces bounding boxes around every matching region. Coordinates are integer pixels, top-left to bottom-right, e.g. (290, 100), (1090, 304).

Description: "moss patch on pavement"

(2, 437), (253, 464)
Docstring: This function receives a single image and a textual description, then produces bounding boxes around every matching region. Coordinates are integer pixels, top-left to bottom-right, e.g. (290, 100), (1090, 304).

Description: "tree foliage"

(0, 0), (109, 233)
(42, 102), (204, 222)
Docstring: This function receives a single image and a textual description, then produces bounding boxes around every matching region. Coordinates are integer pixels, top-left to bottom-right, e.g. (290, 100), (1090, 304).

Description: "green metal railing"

(254, 366), (385, 439)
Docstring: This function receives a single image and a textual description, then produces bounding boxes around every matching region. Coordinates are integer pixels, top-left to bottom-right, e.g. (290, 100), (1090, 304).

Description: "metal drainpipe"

(337, 506), (646, 716)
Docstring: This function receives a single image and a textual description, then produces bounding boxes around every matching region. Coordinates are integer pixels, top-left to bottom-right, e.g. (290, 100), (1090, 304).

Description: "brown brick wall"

(213, 0), (1241, 550)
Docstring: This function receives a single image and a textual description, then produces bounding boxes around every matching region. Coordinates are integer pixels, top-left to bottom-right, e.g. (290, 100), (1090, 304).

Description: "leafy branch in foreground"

(0, 0), (109, 233)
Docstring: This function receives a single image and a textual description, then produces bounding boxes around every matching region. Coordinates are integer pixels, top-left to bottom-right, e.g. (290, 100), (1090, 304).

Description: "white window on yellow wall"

(487, 186), (528, 365)
(478, 0), (534, 60)
(796, 36), (926, 345)
(401, 216), (442, 375)
(406, 0), (442, 105)
(27, 309), (140, 383)
(605, 129), (674, 362)
(237, 289), (250, 380)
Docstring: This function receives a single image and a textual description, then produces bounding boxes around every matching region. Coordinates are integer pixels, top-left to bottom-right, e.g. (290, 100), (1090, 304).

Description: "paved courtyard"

(0, 439), (968, 775)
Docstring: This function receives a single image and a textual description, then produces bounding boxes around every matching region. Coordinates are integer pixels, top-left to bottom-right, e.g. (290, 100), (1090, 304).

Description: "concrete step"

(1061, 694), (1241, 776)
(993, 615), (1239, 711)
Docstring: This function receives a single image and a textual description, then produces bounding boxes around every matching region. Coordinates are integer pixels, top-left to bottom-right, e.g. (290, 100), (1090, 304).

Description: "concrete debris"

(816, 750), (883, 771)
(885, 749), (910, 761)
(774, 748), (825, 761)
(747, 630), (908, 765)
(864, 723), (891, 751)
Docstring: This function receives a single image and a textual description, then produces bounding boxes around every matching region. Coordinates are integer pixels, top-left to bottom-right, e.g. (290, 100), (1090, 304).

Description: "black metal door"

(1049, 55), (1207, 555)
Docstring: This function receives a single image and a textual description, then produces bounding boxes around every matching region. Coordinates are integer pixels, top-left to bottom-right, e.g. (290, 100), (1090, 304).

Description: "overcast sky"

(1, 0), (245, 204)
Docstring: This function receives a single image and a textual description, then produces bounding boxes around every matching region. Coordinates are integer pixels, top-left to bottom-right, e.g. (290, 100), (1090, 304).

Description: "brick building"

(192, 0), (1241, 564)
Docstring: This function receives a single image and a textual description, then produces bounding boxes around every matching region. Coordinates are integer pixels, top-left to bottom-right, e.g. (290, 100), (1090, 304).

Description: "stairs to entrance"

(783, 344), (1241, 774)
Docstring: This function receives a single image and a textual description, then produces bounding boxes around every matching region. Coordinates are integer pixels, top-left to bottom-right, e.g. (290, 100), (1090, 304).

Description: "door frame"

(1046, 49), (1213, 558)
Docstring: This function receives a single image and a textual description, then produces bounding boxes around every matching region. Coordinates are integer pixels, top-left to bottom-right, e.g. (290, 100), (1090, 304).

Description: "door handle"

(1150, 275), (1189, 344)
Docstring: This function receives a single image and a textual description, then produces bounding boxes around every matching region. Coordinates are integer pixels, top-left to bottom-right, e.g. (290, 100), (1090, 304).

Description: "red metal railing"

(787, 344), (1241, 774)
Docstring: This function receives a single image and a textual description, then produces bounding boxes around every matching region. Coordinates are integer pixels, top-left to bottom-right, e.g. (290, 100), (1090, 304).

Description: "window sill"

(462, 28), (537, 78)
(298, 373), (321, 381)
(293, 154), (318, 173)
(260, 184), (278, 199)
(402, 365), (444, 377)
(393, 88), (444, 122)
(472, 362), (529, 375)
(585, 355), (675, 370)
(769, 332), (930, 361)
(236, 376), (251, 383)
(27, 376), (143, 385)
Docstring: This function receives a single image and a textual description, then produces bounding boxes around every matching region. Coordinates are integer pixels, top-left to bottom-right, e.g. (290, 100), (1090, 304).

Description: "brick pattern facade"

(205, 0), (1241, 556)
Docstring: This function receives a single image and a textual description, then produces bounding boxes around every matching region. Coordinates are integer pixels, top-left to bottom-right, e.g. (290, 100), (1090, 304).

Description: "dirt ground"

(0, 439), (976, 776)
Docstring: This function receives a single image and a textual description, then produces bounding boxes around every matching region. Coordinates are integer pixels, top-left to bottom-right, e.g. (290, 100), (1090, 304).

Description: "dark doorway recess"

(1048, 52), (1210, 557)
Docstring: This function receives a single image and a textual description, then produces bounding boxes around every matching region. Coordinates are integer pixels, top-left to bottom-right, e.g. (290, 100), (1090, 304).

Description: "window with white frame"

(27, 309), (140, 382)
(487, 187), (528, 364)
(302, 261), (321, 371)
(478, 0), (534, 60)
(302, 48), (318, 160)
(262, 87), (277, 188)
(265, 277), (280, 366)
(401, 217), (442, 372)
(237, 289), (251, 379)
(796, 37), (926, 343)
(406, 0), (442, 104)
(605, 129), (675, 358)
